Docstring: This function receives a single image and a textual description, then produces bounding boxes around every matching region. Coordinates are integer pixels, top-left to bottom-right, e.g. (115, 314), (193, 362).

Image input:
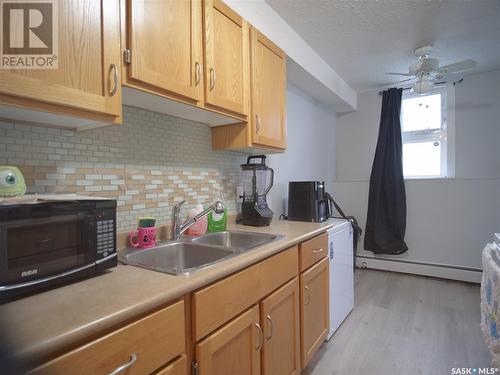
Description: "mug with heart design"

(129, 227), (157, 249)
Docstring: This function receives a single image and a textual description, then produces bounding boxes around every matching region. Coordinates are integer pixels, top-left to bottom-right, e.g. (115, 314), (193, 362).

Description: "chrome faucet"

(171, 200), (225, 240)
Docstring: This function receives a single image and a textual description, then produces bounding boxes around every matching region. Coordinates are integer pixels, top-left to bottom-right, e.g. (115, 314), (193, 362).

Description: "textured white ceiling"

(265, 0), (500, 92)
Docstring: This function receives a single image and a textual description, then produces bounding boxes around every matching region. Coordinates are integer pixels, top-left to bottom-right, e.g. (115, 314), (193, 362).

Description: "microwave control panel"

(96, 209), (116, 258)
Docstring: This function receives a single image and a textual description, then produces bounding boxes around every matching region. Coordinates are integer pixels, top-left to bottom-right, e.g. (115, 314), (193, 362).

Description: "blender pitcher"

(240, 155), (274, 226)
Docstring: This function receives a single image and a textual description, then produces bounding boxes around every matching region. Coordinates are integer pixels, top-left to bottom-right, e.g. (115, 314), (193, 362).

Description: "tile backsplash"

(0, 106), (247, 232)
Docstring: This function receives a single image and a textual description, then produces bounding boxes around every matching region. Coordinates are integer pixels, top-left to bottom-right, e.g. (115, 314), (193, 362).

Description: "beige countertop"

(0, 219), (346, 367)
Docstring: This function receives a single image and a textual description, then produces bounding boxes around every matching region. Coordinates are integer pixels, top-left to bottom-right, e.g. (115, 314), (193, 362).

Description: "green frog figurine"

(0, 166), (26, 197)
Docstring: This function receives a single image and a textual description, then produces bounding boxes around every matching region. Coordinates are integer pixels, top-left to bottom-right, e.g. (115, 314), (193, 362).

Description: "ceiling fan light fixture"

(385, 46), (476, 92)
(412, 75), (434, 95)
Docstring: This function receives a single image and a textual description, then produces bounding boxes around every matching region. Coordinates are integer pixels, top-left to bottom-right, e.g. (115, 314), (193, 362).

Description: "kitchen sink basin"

(191, 231), (281, 251)
(119, 231), (283, 276)
(119, 242), (234, 276)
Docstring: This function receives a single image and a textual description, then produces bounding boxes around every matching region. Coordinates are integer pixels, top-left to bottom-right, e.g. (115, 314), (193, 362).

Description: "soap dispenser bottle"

(208, 193), (227, 232)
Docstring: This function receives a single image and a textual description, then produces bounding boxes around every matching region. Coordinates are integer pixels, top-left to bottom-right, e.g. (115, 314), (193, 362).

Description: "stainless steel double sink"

(119, 231), (283, 276)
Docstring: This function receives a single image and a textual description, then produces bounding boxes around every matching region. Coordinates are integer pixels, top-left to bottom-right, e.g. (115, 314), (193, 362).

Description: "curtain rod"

(377, 78), (463, 96)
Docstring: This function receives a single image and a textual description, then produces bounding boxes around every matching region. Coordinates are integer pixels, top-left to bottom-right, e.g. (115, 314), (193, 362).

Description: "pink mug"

(129, 227), (157, 249)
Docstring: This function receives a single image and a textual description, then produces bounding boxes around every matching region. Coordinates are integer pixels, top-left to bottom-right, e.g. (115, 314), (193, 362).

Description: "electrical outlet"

(235, 185), (244, 203)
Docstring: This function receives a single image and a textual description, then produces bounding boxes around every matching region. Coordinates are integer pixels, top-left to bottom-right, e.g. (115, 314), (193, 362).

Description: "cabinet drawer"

(31, 300), (185, 375)
(299, 232), (328, 272)
(192, 245), (298, 341)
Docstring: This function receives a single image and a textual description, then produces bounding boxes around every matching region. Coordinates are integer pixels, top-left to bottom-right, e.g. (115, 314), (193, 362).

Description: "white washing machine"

(326, 219), (354, 340)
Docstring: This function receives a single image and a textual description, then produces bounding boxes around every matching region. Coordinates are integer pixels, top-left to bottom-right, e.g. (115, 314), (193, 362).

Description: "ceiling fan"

(386, 45), (477, 94)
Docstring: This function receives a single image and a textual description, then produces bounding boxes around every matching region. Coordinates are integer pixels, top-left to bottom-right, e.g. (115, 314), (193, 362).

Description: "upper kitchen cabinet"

(212, 27), (286, 152)
(250, 28), (287, 149)
(120, 0), (248, 126)
(0, 0), (122, 128)
(203, 0), (249, 118)
(122, 0), (203, 103)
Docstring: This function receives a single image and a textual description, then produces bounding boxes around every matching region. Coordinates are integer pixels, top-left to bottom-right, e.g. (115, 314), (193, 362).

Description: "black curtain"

(364, 88), (408, 255)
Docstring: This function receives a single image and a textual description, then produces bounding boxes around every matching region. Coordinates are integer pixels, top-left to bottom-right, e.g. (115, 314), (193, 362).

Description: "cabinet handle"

(195, 62), (201, 86)
(209, 68), (216, 91)
(255, 114), (260, 133)
(313, 248), (324, 253)
(108, 63), (118, 97)
(266, 315), (273, 340)
(254, 322), (263, 350)
(107, 353), (137, 375)
(304, 285), (311, 305)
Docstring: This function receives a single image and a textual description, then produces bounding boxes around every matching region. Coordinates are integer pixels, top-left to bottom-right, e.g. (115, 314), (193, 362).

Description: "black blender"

(239, 155), (274, 226)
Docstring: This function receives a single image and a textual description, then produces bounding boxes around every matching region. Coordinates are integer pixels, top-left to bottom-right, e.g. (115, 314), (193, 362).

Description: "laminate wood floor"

(304, 269), (491, 375)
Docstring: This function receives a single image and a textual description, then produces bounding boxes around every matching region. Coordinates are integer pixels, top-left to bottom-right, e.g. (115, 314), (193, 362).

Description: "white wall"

(266, 83), (336, 217)
(455, 71), (500, 178)
(335, 69), (500, 270)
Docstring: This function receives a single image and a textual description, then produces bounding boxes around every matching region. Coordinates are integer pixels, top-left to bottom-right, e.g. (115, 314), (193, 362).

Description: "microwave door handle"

(0, 254), (116, 292)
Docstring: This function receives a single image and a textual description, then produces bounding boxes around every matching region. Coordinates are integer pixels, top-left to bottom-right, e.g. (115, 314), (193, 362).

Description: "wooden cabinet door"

(196, 305), (261, 375)
(155, 355), (187, 375)
(261, 278), (301, 375)
(250, 28), (286, 149)
(126, 0), (203, 102)
(203, 0), (249, 116)
(0, 0), (122, 122)
(300, 257), (329, 369)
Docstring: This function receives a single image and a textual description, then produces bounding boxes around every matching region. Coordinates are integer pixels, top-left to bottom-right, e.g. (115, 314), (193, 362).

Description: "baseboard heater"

(355, 255), (482, 283)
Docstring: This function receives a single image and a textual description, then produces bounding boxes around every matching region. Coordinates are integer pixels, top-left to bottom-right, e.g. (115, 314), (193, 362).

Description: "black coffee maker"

(239, 155), (274, 226)
(288, 181), (330, 222)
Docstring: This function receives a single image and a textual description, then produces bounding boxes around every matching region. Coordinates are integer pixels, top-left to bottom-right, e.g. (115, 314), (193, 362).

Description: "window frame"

(400, 85), (454, 180)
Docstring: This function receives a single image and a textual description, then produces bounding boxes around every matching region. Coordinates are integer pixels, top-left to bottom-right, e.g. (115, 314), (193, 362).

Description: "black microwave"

(288, 181), (330, 223)
(0, 198), (117, 301)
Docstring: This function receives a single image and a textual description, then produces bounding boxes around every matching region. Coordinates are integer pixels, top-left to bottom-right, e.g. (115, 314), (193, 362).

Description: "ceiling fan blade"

(379, 77), (415, 90)
(386, 72), (414, 76)
(392, 78), (415, 84)
(433, 72), (463, 82)
(440, 59), (477, 73)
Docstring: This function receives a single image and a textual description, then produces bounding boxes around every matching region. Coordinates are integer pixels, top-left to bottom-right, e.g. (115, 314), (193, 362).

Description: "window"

(400, 86), (453, 178)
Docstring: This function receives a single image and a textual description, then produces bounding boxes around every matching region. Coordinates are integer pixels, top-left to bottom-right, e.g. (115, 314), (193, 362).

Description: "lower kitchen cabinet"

(195, 305), (261, 375)
(154, 355), (187, 375)
(29, 300), (186, 375)
(261, 277), (301, 375)
(300, 257), (329, 369)
(26, 233), (331, 375)
(191, 245), (298, 341)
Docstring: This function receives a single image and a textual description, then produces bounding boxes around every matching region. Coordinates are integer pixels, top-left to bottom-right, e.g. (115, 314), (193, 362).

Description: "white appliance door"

(329, 225), (354, 337)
